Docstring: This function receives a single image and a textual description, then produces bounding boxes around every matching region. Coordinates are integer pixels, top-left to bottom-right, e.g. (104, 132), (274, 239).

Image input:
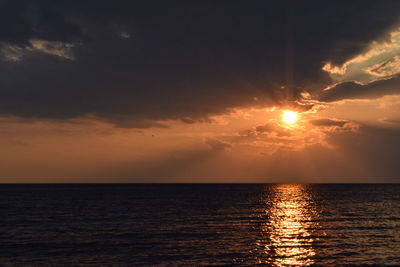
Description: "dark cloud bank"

(1, 0), (400, 127)
(309, 118), (349, 127)
(320, 76), (400, 102)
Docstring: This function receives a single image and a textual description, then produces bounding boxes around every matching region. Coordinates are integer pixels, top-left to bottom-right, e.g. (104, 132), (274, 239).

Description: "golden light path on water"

(257, 184), (320, 266)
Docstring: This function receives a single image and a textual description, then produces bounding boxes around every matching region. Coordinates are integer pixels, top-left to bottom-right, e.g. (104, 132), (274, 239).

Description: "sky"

(1, 0), (400, 183)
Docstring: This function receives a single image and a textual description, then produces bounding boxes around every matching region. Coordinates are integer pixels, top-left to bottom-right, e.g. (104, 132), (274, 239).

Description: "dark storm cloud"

(1, 0), (400, 127)
(319, 76), (400, 102)
(0, 0), (84, 46)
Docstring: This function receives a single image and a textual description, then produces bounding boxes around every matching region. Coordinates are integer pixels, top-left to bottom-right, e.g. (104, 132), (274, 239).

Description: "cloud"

(309, 118), (348, 127)
(255, 123), (292, 137)
(204, 138), (232, 151)
(309, 118), (359, 133)
(119, 31), (131, 39)
(366, 56), (400, 77)
(229, 121), (318, 151)
(0, 40), (76, 61)
(320, 75), (400, 102)
(382, 118), (400, 124)
(0, 1), (400, 127)
(235, 122), (293, 141)
(322, 28), (400, 84)
(222, 115), (360, 153)
(29, 40), (76, 59)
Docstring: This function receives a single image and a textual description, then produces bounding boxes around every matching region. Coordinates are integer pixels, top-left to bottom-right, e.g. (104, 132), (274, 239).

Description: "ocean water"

(1, 184), (400, 266)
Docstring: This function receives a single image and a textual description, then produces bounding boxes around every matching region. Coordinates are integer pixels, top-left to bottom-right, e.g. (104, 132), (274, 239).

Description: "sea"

(1, 184), (400, 266)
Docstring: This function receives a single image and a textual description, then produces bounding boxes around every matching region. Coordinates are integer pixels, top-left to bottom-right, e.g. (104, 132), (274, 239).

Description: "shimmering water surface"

(1, 184), (400, 266)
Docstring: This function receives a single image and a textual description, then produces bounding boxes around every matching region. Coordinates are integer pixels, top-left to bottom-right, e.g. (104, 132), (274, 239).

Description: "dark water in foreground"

(1, 184), (400, 266)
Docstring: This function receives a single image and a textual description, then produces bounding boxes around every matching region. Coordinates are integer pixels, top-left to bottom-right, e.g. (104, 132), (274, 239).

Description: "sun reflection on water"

(258, 184), (319, 266)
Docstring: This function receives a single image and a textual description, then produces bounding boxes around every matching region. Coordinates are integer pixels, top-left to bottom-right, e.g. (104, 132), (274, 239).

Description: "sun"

(282, 110), (299, 125)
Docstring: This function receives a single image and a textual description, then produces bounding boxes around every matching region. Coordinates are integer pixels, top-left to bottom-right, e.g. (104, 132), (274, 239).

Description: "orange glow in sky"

(282, 110), (299, 125)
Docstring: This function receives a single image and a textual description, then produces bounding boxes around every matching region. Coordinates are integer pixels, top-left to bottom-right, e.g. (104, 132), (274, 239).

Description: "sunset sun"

(1, 1), (400, 266)
(282, 110), (299, 125)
